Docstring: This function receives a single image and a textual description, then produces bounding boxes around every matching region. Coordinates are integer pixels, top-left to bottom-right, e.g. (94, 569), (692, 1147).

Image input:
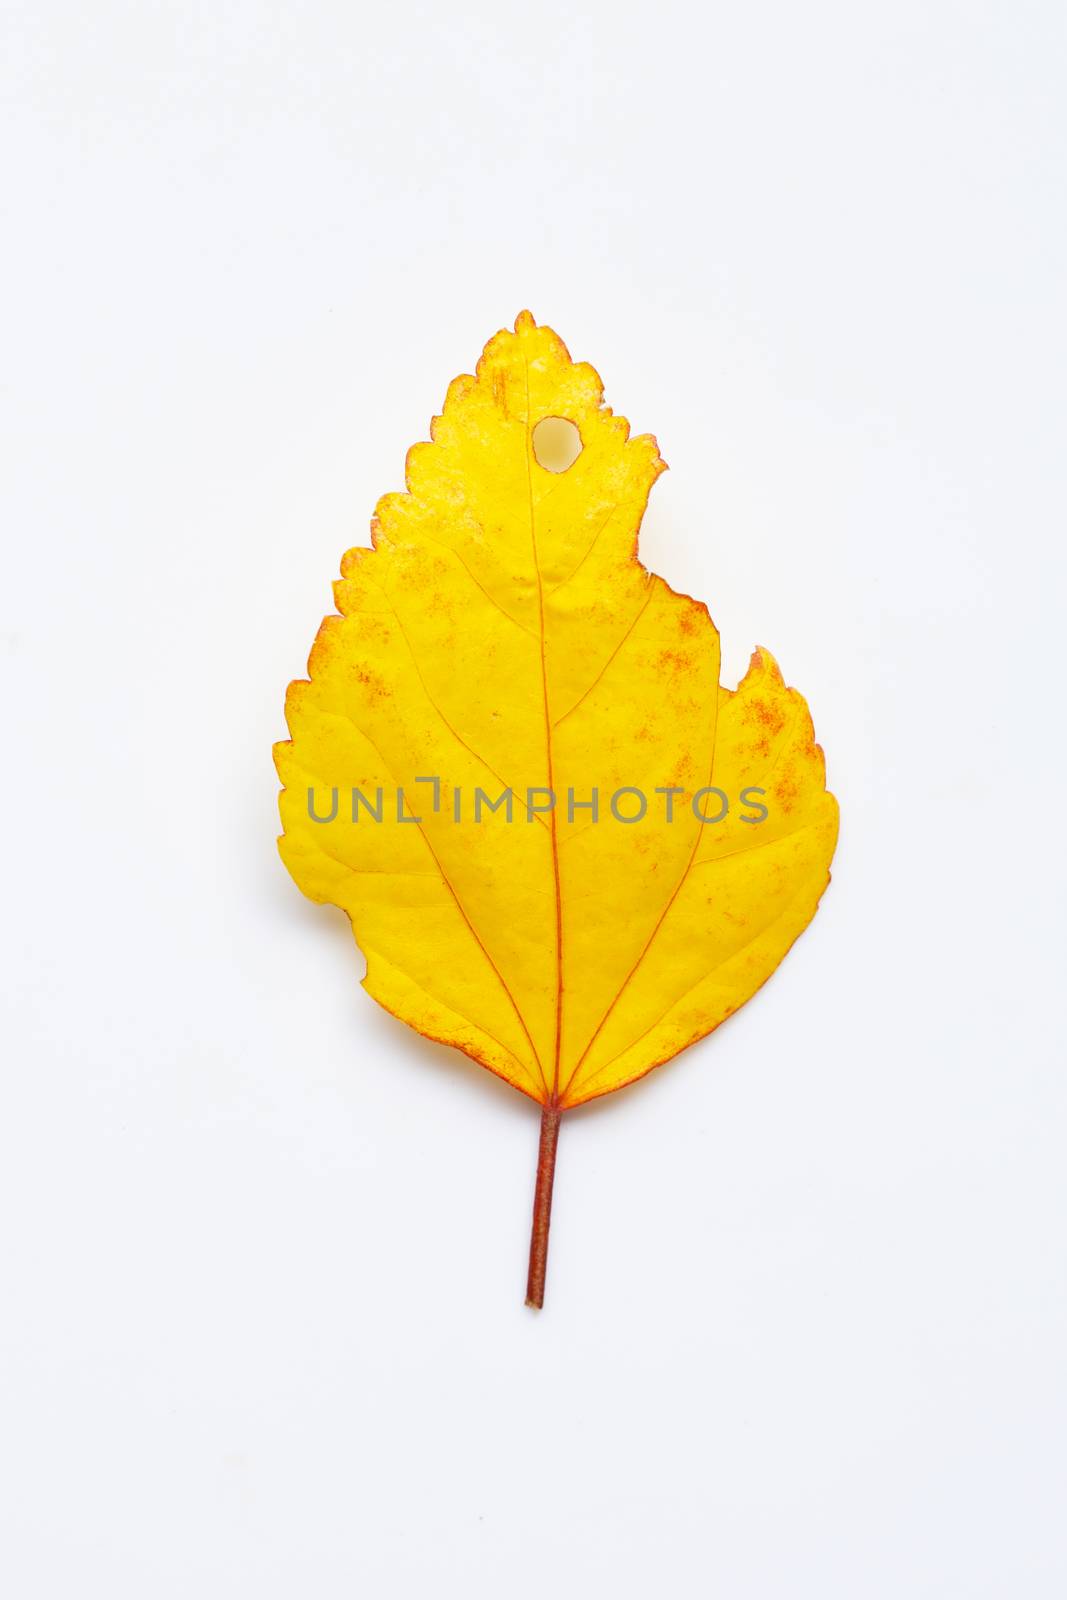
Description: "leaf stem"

(525, 1104), (562, 1309)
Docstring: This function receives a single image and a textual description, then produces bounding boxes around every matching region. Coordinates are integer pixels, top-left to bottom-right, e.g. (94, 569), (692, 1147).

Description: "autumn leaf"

(275, 312), (839, 1306)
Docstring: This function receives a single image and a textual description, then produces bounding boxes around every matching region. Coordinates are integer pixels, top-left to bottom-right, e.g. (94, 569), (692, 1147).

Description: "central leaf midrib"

(523, 358), (566, 1103)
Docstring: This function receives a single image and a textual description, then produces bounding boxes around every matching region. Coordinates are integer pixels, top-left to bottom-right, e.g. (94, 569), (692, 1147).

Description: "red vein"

(380, 589), (549, 831)
(526, 359), (565, 1102)
(553, 579), (655, 727)
(558, 693), (805, 1102)
(378, 524), (538, 640)
(566, 876), (822, 1101)
(361, 941), (542, 1100)
(556, 800), (709, 1104)
(546, 504), (620, 595)
(556, 698), (721, 1104)
(315, 707), (548, 1096)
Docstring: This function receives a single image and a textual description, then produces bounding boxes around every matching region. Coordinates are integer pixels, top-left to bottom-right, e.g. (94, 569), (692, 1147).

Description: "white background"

(3, 3), (1065, 1594)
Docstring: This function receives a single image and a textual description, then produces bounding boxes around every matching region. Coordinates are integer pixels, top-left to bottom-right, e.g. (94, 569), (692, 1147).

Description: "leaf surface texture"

(276, 314), (838, 1107)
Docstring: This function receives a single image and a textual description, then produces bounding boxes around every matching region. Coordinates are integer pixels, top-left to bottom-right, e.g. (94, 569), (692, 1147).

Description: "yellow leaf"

(275, 312), (838, 1304)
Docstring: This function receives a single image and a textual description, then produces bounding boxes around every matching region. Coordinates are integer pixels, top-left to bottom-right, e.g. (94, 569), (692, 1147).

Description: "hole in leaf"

(532, 416), (582, 473)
